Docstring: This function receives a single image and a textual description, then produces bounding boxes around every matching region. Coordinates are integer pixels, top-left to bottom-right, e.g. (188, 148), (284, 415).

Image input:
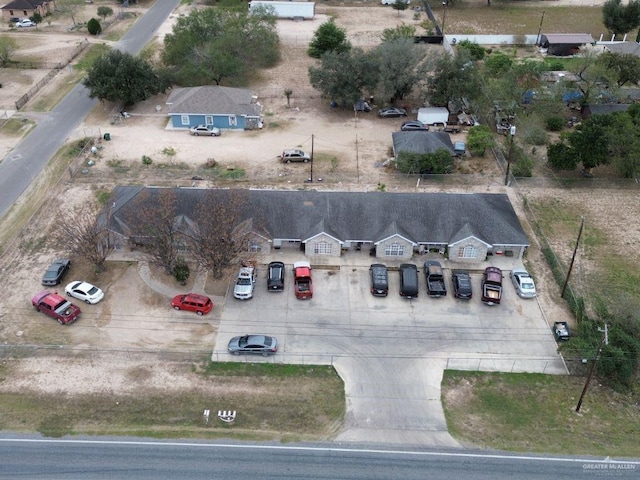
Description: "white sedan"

(17, 19), (36, 27)
(65, 281), (105, 304)
(510, 268), (537, 298)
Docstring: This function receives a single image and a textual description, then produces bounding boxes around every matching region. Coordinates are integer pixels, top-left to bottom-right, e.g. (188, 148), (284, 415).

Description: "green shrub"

(87, 18), (102, 36)
(511, 155), (534, 177)
(457, 40), (485, 61)
(467, 125), (494, 156)
(523, 127), (548, 146)
(173, 257), (190, 285)
(141, 155), (152, 165)
(545, 116), (564, 132)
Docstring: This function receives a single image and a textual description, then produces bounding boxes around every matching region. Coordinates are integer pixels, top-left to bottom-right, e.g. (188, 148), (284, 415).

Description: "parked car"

(64, 281), (104, 304)
(378, 107), (407, 118)
(281, 149), (311, 163)
(424, 260), (447, 297)
(553, 321), (570, 341)
(399, 263), (419, 298)
(381, 0), (410, 4)
(369, 263), (389, 297)
(510, 268), (537, 298)
(17, 19), (36, 27)
(189, 124), (221, 136)
(171, 293), (213, 316)
(481, 266), (503, 305)
(267, 261), (285, 291)
(228, 334), (278, 356)
(354, 99), (371, 112)
(401, 121), (428, 131)
(42, 258), (71, 286)
(293, 261), (313, 299)
(31, 291), (81, 325)
(451, 270), (473, 300)
(9, 17), (20, 23)
(233, 263), (256, 300)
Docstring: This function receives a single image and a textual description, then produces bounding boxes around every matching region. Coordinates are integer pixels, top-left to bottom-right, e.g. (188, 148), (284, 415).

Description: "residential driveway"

(212, 258), (567, 446)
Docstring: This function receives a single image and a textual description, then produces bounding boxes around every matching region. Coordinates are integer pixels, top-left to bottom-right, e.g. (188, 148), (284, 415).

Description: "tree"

(391, 0), (409, 17)
(87, 18), (102, 36)
(602, 0), (640, 36)
(484, 53), (513, 76)
(97, 6), (114, 21)
(568, 114), (613, 172)
(466, 125), (495, 156)
(31, 12), (42, 28)
(547, 141), (577, 171)
(83, 49), (170, 106)
(188, 190), (257, 278)
(125, 189), (182, 274)
(606, 110), (640, 178)
(309, 48), (377, 107)
(423, 51), (481, 106)
(598, 51), (640, 86)
(395, 149), (454, 175)
(54, 202), (116, 273)
(162, 6), (279, 86)
(308, 19), (351, 59)
(0, 35), (17, 67)
(372, 37), (421, 103)
(57, 0), (84, 26)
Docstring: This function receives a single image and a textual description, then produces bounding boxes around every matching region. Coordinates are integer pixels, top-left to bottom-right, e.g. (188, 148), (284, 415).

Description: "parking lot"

(212, 254), (567, 445)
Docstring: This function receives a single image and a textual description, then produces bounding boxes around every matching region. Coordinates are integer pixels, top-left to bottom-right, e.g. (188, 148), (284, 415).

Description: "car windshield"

(522, 282), (534, 289)
(87, 286), (98, 294)
(44, 271), (57, 279)
(237, 278), (251, 285)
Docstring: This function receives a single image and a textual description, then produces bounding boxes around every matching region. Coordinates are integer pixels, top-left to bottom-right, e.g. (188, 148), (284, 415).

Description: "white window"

(458, 245), (478, 258)
(385, 243), (404, 256)
(229, 115), (237, 126)
(314, 241), (332, 255)
(205, 115), (213, 125)
(248, 242), (261, 253)
(181, 115), (189, 125)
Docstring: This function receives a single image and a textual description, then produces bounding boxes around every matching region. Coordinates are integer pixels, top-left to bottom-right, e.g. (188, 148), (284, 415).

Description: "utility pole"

(309, 134), (314, 183)
(536, 10), (545, 46)
(562, 216), (585, 298)
(441, 2), (448, 38)
(504, 125), (516, 186)
(576, 324), (608, 413)
(356, 136), (360, 184)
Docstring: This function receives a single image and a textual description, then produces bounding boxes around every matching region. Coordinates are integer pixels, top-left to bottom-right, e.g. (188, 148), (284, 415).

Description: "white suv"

(233, 264), (256, 300)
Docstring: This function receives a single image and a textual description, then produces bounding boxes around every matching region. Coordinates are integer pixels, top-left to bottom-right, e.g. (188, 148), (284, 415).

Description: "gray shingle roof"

(604, 42), (640, 57)
(541, 34), (595, 45)
(392, 131), (455, 156)
(2, 0), (46, 9)
(108, 187), (529, 248)
(166, 86), (260, 117)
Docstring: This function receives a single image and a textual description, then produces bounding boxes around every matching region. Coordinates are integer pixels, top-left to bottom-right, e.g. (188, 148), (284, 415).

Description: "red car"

(171, 293), (213, 316)
(31, 291), (81, 325)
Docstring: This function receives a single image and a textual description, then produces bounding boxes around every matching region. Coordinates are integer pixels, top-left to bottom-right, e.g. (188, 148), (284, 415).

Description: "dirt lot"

(1, 0), (638, 411)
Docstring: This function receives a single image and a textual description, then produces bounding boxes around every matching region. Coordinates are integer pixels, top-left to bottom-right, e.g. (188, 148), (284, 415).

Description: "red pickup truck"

(31, 291), (81, 325)
(293, 261), (313, 299)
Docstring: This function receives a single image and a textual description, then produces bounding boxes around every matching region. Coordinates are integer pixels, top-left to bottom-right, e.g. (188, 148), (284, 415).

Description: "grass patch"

(73, 43), (111, 71)
(0, 362), (345, 440)
(442, 371), (640, 456)
(0, 118), (35, 136)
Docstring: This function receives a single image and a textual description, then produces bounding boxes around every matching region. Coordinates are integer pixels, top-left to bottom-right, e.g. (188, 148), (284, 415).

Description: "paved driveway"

(212, 261), (567, 446)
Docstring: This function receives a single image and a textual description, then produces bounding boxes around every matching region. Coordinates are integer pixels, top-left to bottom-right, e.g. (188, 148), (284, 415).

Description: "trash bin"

(103, 133), (111, 141)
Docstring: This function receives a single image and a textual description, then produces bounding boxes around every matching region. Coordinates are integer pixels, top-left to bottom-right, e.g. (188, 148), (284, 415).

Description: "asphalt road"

(0, 0), (181, 220)
(0, 436), (637, 480)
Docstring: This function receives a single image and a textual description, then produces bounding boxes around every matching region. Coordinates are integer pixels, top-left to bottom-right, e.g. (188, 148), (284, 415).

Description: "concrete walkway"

(137, 261), (208, 298)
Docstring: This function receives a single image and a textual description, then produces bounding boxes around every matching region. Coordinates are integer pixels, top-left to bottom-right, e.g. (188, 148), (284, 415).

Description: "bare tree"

(126, 189), (182, 273)
(57, 0), (85, 26)
(54, 202), (116, 272)
(189, 190), (260, 278)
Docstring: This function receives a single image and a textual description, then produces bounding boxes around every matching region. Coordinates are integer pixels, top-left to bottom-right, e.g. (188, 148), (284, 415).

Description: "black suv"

(452, 270), (473, 299)
(267, 261), (285, 291)
(369, 264), (388, 297)
(399, 263), (419, 298)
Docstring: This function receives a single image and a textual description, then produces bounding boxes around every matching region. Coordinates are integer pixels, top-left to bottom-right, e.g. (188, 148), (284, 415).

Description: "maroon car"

(31, 291), (81, 325)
